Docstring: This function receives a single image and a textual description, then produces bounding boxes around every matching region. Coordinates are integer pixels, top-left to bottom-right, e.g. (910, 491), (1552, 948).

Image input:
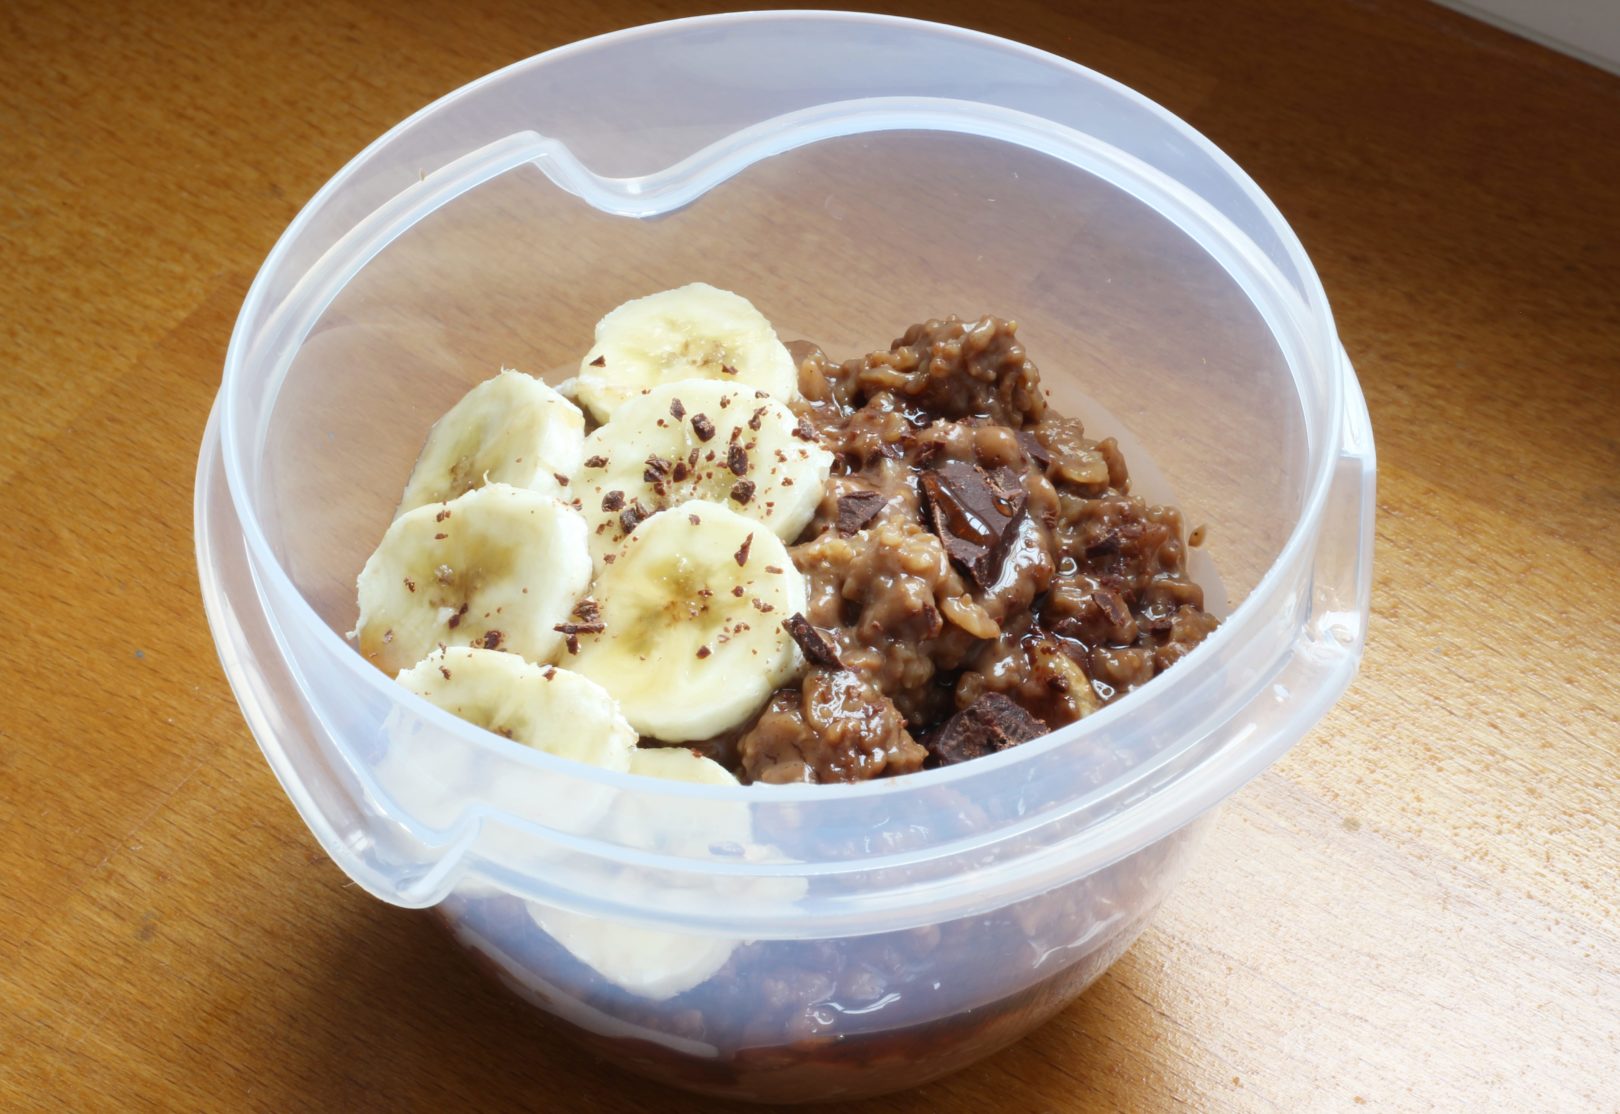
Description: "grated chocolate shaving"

(619, 498), (651, 535)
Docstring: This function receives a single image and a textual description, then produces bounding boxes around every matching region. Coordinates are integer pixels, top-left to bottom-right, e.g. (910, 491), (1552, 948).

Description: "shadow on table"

(281, 896), (1175, 1112)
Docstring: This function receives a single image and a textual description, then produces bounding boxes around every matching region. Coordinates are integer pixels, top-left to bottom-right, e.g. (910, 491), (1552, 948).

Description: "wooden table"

(5, 1), (1617, 1109)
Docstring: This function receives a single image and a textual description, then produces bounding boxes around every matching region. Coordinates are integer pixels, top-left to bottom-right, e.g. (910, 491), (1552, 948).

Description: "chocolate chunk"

(1016, 429), (1051, 469)
(588, 355), (605, 367)
(721, 364), (738, 376)
(573, 598), (601, 623)
(784, 613), (843, 669)
(619, 498), (650, 535)
(730, 479), (756, 505)
(669, 397), (686, 420)
(727, 441), (749, 476)
(792, 416), (815, 441)
(836, 490), (886, 535)
(927, 694), (1047, 766)
(918, 460), (1027, 588)
(1091, 587), (1131, 628)
(734, 533), (753, 567)
(643, 455), (672, 484)
(672, 461), (690, 482)
(584, 454), (608, 469)
(601, 490), (625, 512)
(479, 629), (504, 650)
(691, 413), (716, 441)
(748, 406), (767, 431)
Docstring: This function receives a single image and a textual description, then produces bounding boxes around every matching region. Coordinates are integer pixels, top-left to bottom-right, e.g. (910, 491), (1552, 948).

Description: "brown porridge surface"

(678, 314), (1220, 784)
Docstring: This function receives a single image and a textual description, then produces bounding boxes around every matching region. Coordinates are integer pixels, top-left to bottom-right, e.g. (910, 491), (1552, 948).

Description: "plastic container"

(195, 12), (1374, 1102)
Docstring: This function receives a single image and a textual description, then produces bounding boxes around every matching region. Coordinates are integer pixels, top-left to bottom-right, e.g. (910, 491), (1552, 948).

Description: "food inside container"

(196, 11), (1373, 1102)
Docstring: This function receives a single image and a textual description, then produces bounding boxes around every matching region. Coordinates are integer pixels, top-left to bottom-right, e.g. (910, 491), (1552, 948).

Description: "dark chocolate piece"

(784, 613), (843, 670)
(691, 413), (717, 442)
(1091, 587), (1131, 628)
(986, 465), (1023, 505)
(918, 460), (1027, 588)
(730, 479), (756, 505)
(836, 490), (887, 535)
(1016, 429), (1051, 469)
(927, 693), (1047, 766)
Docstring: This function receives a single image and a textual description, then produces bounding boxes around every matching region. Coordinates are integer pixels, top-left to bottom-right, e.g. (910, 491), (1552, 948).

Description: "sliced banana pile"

(357, 283), (819, 752)
(352, 286), (821, 995)
(576, 380), (832, 565)
(574, 282), (798, 422)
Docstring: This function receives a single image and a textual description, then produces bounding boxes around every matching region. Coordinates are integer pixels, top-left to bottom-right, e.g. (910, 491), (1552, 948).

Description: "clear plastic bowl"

(195, 12), (1374, 1103)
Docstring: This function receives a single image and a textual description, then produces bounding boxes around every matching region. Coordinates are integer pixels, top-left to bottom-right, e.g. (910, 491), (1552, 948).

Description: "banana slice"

(355, 483), (592, 674)
(575, 380), (832, 565)
(525, 902), (740, 1002)
(397, 647), (636, 771)
(569, 500), (806, 741)
(528, 748), (809, 1001)
(398, 369), (584, 516)
(627, 746), (736, 786)
(575, 283), (798, 422)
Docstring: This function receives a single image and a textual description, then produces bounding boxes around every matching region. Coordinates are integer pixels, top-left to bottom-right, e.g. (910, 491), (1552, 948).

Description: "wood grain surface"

(3, 0), (1618, 1110)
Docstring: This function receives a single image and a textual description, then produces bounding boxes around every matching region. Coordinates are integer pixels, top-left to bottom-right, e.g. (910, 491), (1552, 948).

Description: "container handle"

(1307, 344), (1376, 653)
